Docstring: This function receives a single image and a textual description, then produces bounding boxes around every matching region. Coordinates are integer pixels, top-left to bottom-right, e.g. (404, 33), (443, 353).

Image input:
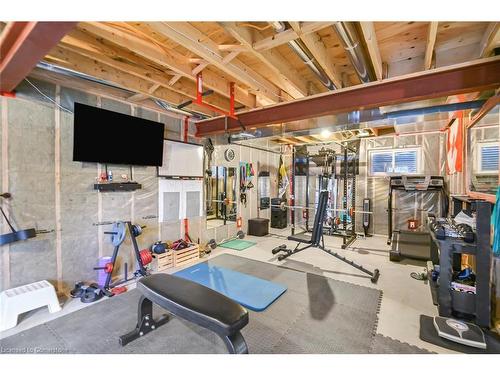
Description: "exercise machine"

(388, 175), (447, 261)
(294, 142), (361, 249)
(272, 190), (380, 283)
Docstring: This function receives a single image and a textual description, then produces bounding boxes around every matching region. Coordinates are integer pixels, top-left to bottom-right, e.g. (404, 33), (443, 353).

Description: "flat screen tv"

(73, 103), (165, 166)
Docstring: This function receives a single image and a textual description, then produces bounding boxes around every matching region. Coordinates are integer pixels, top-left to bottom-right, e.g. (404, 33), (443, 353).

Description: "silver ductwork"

(272, 22), (337, 90)
(333, 22), (375, 83)
(36, 61), (208, 119)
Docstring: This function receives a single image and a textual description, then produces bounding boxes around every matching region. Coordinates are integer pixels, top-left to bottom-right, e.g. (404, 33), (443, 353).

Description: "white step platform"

(0, 280), (61, 332)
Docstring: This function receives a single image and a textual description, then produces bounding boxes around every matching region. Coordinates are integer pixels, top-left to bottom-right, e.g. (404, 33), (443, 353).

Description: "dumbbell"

(272, 244), (287, 254)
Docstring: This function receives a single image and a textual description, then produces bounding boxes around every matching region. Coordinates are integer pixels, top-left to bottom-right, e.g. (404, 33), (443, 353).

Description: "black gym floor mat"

(419, 315), (500, 354)
(0, 254), (428, 354)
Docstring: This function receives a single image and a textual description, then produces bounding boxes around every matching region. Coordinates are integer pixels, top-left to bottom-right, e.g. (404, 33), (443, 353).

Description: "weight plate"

(132, 224), (142, 237)
(208, 239), (217, 249)
(236, 230), (245, 239)
(110, 221), (127, 246)
(224, 148), (235, 162)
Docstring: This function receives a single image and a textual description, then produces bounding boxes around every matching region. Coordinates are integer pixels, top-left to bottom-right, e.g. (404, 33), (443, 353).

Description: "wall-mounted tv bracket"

(0, 193), (37, 246)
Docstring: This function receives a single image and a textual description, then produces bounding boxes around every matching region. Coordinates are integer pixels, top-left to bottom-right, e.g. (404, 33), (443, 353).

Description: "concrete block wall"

(0, 78), (205, 293)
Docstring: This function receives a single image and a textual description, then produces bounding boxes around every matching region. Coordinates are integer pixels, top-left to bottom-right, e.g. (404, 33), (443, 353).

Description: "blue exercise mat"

(174, 262), (287, 311)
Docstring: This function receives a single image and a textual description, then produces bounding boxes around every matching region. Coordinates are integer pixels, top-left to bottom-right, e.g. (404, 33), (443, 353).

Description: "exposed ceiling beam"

(253, 22), (335, 51)
(127, 92), (149, 102)
(479, 22), (500, 58)
(253, 29), (298, 51)
(78, 22), (256, 109)
(196, 57), (500, 136)
(128, 83), (161, 101)
(146, 22), (281, 103)
(218, 44), (247, 52)
(221, 51), (240, 65)
(168, 74), (183, 86)
(220, 22), (308, 99)
(0, 21), (77, 91)
(359, 22), (383, 80)
(191, 61), (210, 75)
(44, 46), (217, 116)
(58, 32), (231, 112)
(289, 22), (342, 89)
(424, 22), (439, 70)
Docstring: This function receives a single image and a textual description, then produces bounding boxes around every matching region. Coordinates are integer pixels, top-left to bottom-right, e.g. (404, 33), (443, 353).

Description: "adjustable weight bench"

(274, 190), (380, 283)
(120, 273), (249, 354)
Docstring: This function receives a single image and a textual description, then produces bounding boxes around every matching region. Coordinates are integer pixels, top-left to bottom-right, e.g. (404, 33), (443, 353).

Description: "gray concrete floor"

(0, 228), (454, 353)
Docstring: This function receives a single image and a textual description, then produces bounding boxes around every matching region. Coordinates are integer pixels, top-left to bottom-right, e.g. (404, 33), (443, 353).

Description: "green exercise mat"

(219, 239), (256, 251)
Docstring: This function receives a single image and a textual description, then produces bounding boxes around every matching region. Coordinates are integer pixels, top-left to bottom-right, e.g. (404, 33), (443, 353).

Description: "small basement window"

(477, 142), (499, 174)
(369, 148), (420, 176)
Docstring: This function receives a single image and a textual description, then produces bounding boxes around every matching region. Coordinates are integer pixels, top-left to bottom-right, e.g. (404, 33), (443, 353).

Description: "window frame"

(368, 147), (422, 177)
(476, 141), (499, 175)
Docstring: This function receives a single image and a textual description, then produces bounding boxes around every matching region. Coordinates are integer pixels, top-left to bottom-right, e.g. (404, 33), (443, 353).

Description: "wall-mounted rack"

(94, 182), (142, 192)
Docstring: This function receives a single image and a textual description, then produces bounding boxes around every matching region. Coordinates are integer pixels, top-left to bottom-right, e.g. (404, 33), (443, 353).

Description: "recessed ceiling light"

(320, 129), (331, 138)
(357, 130), (371, 138)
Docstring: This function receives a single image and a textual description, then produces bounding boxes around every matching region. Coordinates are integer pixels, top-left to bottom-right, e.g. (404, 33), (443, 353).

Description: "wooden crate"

(154, 250), (173, 272)
(173, 244), (199, 268)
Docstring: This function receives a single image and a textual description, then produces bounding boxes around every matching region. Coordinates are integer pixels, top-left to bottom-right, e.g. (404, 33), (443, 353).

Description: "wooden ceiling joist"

(44, 47), (217, 116)
(127, 92), (149, 102)
(54, 37), (232, 112)
(221, 51), (240, 65)
(359, 22), (383, 80)
(424, 22), (439, 70)
(220, 22), (309, 99)
(253, 22), (335, 51)
(146, 22), (282, 103)
(196, 57), (500, 136)
(78, 22), (256, 109)
(127, 83), (160, 102)
(289, 22), (342, 89)
(218, 44), (247, 52)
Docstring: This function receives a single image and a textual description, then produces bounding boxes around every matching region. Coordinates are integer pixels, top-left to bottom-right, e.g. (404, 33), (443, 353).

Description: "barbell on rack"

(206, 198), (372, 215)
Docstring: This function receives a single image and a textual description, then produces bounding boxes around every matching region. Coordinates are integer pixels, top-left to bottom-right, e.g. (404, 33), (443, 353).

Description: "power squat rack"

(292, 141), (360, 249)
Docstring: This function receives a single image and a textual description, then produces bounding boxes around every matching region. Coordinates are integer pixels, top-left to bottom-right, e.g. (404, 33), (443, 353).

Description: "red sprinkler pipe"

(195, 73), (238, 119)
(183, 117), (189, 142)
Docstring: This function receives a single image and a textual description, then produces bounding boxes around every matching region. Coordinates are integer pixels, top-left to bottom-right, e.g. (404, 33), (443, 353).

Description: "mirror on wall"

(258, 171), (271, 209)
(206, 166), (237, 229)
(468, 104), (499, 195)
